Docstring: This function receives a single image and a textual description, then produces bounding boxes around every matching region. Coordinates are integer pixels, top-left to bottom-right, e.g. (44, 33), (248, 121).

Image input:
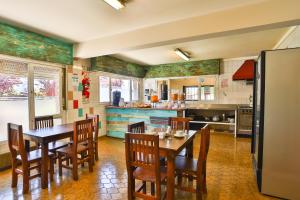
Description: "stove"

(237, 106), (253, 137)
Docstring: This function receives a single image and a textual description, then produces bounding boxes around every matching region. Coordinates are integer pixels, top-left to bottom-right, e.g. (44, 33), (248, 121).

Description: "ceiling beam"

(74, 0), (300, 58)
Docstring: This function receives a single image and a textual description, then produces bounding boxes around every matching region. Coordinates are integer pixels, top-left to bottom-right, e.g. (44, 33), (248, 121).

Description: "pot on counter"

(212, 115), (220, 122)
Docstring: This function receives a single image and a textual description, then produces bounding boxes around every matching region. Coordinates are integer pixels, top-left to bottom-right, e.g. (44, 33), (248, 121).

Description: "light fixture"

(103, 0), (125, 10)
(174, 48), (190, 61)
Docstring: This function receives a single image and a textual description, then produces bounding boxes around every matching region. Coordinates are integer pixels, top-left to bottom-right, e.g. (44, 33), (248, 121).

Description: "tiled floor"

(0, 132), (278, 200)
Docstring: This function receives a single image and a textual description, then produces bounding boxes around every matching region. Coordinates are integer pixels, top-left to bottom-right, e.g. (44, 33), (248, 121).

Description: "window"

(0, 58), (63, 141)
(200, 85), (215, 101)
(99, 76), (110, 102)
(183, 86), (198, 101)
(111, 78), (130, 102)
(99, 75), (139, 103)
(34, 66), (61, 117)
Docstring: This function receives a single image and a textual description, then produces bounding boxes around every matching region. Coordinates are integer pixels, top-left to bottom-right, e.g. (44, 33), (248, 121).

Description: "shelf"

(190, 121), (235, 125)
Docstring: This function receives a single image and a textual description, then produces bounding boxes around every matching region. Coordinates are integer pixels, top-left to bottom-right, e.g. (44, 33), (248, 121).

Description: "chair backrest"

(125, 133), (161, 198)
(7, 123), (27, 163)
(197, 124), (210, 176)
(73, 119), (93, 152)
(169, 117), (191, 132)
(35, 116), (54, 129)
(127, 121), (145, 133)
(86, 114), (99, 141)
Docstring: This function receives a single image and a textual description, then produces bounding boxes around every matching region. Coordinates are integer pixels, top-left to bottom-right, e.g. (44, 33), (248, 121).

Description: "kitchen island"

(106, 106), (185, 138)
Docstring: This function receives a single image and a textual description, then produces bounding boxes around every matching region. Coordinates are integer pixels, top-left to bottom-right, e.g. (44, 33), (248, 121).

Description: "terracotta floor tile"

(0, 133), (279, 200)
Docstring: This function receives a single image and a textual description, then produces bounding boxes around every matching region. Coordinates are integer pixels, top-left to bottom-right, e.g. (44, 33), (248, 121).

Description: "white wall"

(218, 58), (254, 105)
(276, 26), (300, 49)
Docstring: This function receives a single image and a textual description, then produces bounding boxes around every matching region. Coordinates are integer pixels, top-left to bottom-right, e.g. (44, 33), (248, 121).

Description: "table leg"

(187, 140), (194, 158)
(25, 140), (30, 152)
(187, 140), (194, 181)
(41, 142), (49, 189)
(166, 152), (175, 200)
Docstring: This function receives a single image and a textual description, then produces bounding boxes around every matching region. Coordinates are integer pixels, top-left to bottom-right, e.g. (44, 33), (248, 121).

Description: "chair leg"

(202, 165), (207, 194)
(94, 142), (99, 161)
(11, 160), (18, 188)
(72, 156), (78, 181)
(177, 174), (183, 186)
(151, 182), (155, 195)
(128, 173), (135, 200)
(88, 153), (93, 173)
(22, 166), (30, 194)
(142, 181), (147, 194)
(196, 179), (203, 200)
(49, 158), (54, 181)
(58, 154), (63, 177)
(81, 152), (85, 167)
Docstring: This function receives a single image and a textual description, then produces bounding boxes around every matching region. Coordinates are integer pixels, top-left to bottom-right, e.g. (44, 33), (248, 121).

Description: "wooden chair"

(56, 119), (94, 180)
(85, 114), (99, 161)
(125, 133), (167, 200)
(169, 117), (191, 157)
(174, 124), (210, 200)
(127, 121), (145, 133)
(35, 116), (69, 152)
(7, 123), (55, 194)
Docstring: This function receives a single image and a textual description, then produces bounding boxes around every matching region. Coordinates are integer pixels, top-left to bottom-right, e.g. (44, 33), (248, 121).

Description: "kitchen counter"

(105, 106), (184, 138)
(106, 106), (186, 111)
(187, 104), (238, 111)
(186, 104), (238, 137)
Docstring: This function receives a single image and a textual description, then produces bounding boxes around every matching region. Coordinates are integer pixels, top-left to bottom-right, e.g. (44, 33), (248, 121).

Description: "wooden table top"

(23, 123), (73, 140)
(158, 130), (197, 152)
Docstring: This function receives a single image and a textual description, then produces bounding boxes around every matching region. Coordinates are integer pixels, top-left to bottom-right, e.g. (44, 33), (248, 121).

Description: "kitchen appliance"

(160, 81), (168, 100)
(232, 59), (255, 80)
(253, 48), (300, 199)
(237, 106), (252, 137)
(112, 90), (121, 106)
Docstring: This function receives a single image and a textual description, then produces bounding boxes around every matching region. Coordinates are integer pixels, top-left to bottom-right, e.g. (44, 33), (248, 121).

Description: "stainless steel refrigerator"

(253, 48), (300, 199)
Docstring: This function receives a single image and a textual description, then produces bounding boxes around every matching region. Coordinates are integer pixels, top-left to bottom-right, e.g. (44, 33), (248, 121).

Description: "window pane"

(34, 66), (61, 117)
(111, 78), (130, 102)
(200, 86), (215, 101)
(0, 60), (29, 141)
(185, 86), (198, 100)
(132, 80), (139, 101)
(99, 76), (110, 102)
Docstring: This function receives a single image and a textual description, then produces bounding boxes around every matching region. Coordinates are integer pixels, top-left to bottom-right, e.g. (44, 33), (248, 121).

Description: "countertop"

(105, 106), (185, 111)
(187, 104), (238, 110)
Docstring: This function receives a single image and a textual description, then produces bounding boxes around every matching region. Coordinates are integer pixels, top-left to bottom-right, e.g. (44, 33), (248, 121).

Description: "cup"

(176, 130), (184, 135)
(158, 132), (166, 139)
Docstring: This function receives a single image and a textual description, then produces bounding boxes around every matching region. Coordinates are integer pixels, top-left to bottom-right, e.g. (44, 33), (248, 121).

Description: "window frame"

(183, 85), (199, 101)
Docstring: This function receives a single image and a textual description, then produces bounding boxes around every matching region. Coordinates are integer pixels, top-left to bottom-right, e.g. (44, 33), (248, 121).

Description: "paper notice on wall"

(221, 78), (229, 88)
(72, 73), (79, 90)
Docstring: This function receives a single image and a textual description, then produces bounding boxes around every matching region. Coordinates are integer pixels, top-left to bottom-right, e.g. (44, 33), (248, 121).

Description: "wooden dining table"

(23, 123), (74, 189)
(158, 130), (197, 200)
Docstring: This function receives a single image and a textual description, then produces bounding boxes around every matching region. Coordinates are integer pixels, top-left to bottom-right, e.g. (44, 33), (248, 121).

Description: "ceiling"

(0, 0), (267, 42)
(0, 0), (299, 59)
(113, 27), (289, 65)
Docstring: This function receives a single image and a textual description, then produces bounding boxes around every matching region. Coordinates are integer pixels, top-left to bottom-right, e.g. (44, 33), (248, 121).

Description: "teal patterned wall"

(0, 22), (73, 65)
(91, 56), (220, 78)
(91, 56), (147, 78)
(144, 59), (220, 78)
(106, 107), (179, 138)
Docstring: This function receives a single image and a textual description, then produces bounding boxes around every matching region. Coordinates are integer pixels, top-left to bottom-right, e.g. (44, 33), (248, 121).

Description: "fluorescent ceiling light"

(103, 0), (125, 10)
(175, 48), (190, 61)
